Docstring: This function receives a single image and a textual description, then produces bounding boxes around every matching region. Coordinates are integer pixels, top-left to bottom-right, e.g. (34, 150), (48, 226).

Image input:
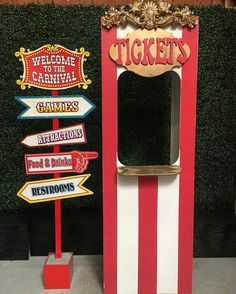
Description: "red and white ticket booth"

(101, 1), (199, 293)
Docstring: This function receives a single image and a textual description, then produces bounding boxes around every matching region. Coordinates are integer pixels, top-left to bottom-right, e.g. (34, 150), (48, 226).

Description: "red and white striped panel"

(102, 21), (198, 294)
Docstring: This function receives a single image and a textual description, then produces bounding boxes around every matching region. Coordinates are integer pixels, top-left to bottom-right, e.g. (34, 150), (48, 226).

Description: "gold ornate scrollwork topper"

(103, 0), (197, 30)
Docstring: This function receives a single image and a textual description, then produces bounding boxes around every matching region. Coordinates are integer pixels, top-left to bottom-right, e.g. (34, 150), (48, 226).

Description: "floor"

(0, 256), (235, 294)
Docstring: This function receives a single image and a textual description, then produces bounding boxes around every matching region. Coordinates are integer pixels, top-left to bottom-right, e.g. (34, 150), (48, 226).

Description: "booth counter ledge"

(117, 165), (181, 176)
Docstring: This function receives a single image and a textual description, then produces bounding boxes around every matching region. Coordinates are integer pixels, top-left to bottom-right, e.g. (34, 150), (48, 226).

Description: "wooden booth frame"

(101, 1), (199, 293)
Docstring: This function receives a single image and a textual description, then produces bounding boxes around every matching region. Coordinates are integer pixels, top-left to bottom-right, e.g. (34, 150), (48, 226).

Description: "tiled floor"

(0, 256), (235, 294)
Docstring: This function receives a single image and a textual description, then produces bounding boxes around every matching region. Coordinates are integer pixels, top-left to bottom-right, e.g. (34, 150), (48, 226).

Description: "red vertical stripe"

(138, 176), (158, 294)
(52, 90), (62, 259)
(101, 22), (118, 294)
(178, 22), (199, 293)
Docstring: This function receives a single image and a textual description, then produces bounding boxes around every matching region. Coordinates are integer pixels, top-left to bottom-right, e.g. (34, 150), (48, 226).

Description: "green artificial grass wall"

(0, 4), (104, 212)
(0, 4), (235, 212)
(194, 5), (236, 211)
(118, 71), (173, 166)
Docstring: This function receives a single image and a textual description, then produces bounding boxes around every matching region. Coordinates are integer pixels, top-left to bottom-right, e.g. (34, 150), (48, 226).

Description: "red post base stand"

(44, 252), (73, 289)
(43, 92), (74, 290)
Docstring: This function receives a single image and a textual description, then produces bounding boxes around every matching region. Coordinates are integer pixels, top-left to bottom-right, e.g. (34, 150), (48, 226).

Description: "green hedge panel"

(0, 4), (235, 212)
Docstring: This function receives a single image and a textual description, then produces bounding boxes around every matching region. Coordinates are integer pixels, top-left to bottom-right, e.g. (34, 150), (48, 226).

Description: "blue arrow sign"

(15, 95), (96, 119)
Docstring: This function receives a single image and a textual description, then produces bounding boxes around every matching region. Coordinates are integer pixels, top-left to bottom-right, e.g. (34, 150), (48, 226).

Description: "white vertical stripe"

(117, 24), (139, 294)
(157, 25), (182, 294)
(117, 175), (139, 294)
(157, 175), (180, 294)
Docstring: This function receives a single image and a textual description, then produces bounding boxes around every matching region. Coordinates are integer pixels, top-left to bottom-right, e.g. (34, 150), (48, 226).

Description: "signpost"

(25, 151), (99, 175)
(16, 44), (96, 289)
(21, 123), (87, 147)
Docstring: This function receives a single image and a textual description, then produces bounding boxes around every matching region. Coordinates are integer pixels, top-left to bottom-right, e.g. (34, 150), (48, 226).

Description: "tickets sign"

(109, 28), (190, 77)
(25, 151), (99, 175)
(17, 175), (93, 204)
(15, 44), (91, 90)
(21, 123), (87, 148)
(16, 95), (95, 119)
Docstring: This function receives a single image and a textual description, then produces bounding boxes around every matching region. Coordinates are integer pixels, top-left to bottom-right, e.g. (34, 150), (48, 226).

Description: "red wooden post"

(52, 90), (62, 259)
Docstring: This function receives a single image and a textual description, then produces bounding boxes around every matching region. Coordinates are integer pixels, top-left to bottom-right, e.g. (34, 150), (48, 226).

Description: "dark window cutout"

(118, 71), (180, 166)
